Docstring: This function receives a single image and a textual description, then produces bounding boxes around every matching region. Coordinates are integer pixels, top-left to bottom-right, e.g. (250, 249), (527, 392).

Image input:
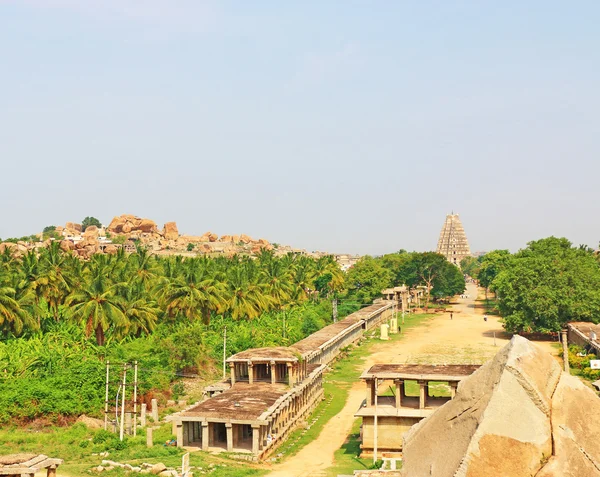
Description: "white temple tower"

(436, 213), (471, 265)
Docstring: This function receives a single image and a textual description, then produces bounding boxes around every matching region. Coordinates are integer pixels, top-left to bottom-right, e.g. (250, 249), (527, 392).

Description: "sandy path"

(265, 283), (556, 477)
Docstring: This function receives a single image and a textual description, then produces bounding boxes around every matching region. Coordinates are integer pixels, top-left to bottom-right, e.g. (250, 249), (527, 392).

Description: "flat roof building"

(356, 364), (480, 457)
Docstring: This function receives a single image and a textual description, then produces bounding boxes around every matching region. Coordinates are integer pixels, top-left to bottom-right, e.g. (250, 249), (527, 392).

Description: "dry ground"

(265, 283), (559, 477)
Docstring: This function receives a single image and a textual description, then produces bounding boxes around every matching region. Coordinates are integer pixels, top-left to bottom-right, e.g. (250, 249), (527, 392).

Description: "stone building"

(436, 213), (471, 266)
(355, 364), (479, 457)
(174, 302), (393, 459)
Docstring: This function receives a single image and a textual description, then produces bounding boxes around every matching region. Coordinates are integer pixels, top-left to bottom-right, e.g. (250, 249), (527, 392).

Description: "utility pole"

(119, 363), (127, 441)
(104, 360), (110, 431)
(332, 298), (338, 323)
(222, 326), (227, 379)
(133, 361), (138, 437)
(373, 378), (379, 465)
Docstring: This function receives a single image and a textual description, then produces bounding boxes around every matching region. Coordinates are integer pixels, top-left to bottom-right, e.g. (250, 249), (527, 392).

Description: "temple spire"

(436, 213), (471, 266)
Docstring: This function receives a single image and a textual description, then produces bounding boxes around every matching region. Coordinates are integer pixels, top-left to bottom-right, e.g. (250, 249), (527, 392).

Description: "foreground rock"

(401, 335), (600, 477)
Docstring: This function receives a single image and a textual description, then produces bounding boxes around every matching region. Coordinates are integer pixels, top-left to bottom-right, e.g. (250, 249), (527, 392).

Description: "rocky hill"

(0, 214), (337, 260)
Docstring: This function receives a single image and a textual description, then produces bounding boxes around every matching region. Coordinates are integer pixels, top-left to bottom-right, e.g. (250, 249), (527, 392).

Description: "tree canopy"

(81, 216), (102, 231)
(491, 237), (600, 333)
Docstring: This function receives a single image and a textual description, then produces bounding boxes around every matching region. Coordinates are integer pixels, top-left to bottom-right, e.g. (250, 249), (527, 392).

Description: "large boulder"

(139, 219), (158, 233)
(65, 222), (82, 233)
(536, 373), (600, 476)
(59, 240), (75, 252)
(239, 234), (252, 244)
(401, 335), (562, 477)
(163, 222), (179, 240)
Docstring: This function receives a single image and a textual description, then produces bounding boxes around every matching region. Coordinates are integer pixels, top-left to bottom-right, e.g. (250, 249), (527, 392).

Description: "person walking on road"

(450, 312), (453, 320)
(483, 314), (488, 322)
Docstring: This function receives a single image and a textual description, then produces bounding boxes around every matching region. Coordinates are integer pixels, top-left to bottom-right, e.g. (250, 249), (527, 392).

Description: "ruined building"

(436, 213), (471, 265)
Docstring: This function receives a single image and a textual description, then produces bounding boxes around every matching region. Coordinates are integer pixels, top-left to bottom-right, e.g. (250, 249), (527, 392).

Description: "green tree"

(81, 216), (102, 231)
(460, 256), (480, 278)
(478, 250), (511, 299)
(492, 237), (600, 333)
(345, 256), (393, 304)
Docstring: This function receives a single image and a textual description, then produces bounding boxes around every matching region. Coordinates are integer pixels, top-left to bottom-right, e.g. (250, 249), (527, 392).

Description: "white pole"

(133, 361), (138, 437)
(119, 363), (127, 441)
(222, 326), (227, 379)
(104, 360), (110, 430)
(373, 378), (379, 465)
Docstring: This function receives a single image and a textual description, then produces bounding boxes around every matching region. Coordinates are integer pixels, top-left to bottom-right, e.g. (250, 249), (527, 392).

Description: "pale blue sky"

(1, 1), (599, 254)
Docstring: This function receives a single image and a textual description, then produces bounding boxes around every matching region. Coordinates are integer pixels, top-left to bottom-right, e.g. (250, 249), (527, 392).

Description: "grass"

(326, 419), (372, 476)
(272, 312), (436, 465)
(0, 423), (266, 477)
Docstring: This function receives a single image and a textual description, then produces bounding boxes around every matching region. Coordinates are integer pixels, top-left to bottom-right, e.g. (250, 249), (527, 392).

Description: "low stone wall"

(567, 323), (600, 354)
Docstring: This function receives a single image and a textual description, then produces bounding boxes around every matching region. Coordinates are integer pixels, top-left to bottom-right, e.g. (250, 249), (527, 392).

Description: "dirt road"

(265, 283), (555, 477)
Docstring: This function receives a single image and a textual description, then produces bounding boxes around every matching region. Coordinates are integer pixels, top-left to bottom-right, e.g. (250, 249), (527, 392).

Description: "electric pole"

(104, 360), (110, 431)
(119, 363), (127, 441)
(133, 361), (138, 437)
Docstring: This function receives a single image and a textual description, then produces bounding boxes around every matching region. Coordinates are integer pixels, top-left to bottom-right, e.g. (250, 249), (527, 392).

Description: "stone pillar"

(248, 363), (254, 384)
(47, 467), (57, 477)
(270, 361), (276, 384)
(125, 412), (132, 435)
(419, 381), (426, 409)
(230, 363), (236, 385)
(176, 423), (183, 447)
(561, 329), (570, 372)
(380, 324), (389, 340)
(450, 382), (458, 398)
(252, 425), (261, 455)
(146, 427), (153, 448)
(151, 399), (159, 422)
(225, 423), (233, 452)
(395, 380), (403, 408)
(366, 379), (374, 406)
(140, 403), (147, 427)
(202, 422), (209, 451)
(389, 317), (398, 334)
(287, 363), (294, 386)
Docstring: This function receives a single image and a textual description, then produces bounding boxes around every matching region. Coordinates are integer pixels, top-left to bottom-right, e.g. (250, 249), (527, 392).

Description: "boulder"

(239, 234), (252, 244)
(150, 463), (167, 475)
(104, 245), (118, 255)
(220, 235), (233, 243)
(401, 335), (562, 477)
(60, 240), (75, 252)
(163, 222), (179, 241)
(107, 216), (127, 233)
(536, 373), (600, 476)
(139, 219), (158, 233)
(76, 414), (104, 429)
(65, 222), (82, 233)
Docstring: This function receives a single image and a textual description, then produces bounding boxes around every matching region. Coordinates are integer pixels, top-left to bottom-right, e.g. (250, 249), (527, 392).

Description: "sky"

(1, 1), (599, 255)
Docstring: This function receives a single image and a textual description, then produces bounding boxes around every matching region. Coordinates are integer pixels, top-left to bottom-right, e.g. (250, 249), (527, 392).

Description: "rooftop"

(361, 364), (481, 381)
(181, 382), (290, 421)
(293, 302), (389, 356)
(227, 346), (299, 363)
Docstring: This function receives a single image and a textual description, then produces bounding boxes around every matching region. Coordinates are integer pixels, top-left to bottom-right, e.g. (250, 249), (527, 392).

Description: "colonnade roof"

(569, 322), (600, 334)
(182, 382), (289, 420)
(361, 364), (481, 381)
(227, 346), (300, 363)
(293, 302), (390, 356)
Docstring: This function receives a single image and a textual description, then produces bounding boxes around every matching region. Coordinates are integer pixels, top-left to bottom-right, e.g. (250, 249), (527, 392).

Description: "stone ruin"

(400, 335), (600, 477)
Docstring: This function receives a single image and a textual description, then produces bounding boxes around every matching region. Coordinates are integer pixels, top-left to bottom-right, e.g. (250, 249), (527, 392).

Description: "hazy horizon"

(2, 1), (599, 255)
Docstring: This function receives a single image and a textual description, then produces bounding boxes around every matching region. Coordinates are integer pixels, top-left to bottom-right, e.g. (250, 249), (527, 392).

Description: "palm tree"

(64, 270), (127, 346)
(163, 262), (226, 325)
(226, 267), (273, 320)
(0, 286), (34, 336)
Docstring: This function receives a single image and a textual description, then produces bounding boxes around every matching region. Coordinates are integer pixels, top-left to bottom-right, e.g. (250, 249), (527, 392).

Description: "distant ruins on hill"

(436, 213), (471, 265)
(0, 214), (360, 267)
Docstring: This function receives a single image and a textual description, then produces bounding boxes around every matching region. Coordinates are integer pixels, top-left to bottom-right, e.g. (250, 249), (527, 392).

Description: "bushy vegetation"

(345, 251), (465, 306)
(475, 238), (600, 333)
(568, 345), (600, 382)
(0, 245), (352, 423)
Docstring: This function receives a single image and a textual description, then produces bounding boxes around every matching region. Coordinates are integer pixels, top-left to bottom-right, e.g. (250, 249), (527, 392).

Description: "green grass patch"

(326, 419), (372, 476)
(0, 423), (266, 477)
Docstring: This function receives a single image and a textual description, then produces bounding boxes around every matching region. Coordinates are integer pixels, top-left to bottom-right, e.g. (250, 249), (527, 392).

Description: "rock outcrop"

(163, 222), (179, 241)
(400, 335), (600, 477)
(107, 215), (158, 235)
